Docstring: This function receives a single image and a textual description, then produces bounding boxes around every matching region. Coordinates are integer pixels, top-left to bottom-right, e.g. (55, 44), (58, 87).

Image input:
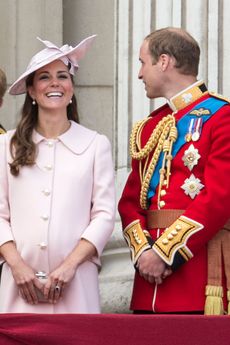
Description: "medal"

(184, 117), (203, 142)
(192, 131), (200, 141)
(185, 133), (192, 142)
(185, 118), (194, 142)
(182, 144), (201, 171)
(181, 174), (204, 199)
(192, 118), (203, 142)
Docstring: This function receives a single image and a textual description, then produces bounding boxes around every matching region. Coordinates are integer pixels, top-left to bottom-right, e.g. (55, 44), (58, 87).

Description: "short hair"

(0, 68), (7, 99)
(145, 27), (200, 76)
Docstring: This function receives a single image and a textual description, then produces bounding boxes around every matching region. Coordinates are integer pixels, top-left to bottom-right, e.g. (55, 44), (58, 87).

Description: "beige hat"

(9, 34), (96, 95)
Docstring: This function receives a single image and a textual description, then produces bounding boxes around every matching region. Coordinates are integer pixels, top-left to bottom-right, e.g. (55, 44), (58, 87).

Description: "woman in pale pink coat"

(0, 35), (115, 313)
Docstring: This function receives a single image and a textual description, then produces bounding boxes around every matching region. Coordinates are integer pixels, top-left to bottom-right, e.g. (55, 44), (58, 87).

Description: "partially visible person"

(0, 35), (115, 313)
(0, 68), (7, 280)
(0, 68), (7, 134)
(118, 27), (230, 314)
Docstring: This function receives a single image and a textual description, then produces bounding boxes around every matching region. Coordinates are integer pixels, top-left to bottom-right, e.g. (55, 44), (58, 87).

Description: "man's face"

(138, 40), (163, 99)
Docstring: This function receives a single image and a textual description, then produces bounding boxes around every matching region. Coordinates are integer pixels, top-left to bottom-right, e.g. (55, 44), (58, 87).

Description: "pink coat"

(0, 121), (115, 313)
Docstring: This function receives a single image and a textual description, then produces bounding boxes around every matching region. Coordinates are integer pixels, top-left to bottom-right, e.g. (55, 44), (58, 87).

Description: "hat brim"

(9, 35), (96, 95)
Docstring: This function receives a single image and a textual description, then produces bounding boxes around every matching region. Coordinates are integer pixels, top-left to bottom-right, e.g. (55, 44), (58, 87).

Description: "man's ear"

(158, 54), (171, 72)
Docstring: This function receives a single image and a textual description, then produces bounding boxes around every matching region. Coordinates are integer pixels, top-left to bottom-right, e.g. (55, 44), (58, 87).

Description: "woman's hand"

(0, 241), (44, 304)
(43, 262), (76, 304)
(10, 260), (44, 304)
(43, 238), (97, 304)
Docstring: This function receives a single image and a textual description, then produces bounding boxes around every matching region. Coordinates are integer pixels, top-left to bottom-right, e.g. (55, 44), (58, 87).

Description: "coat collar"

(168, 80), (208, 112)
(33, 121), (97, 154)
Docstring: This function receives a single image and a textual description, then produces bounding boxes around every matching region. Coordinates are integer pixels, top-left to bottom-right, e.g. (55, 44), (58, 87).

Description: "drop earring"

(32, 99), (36, 105)
(69, 99), (72, 104)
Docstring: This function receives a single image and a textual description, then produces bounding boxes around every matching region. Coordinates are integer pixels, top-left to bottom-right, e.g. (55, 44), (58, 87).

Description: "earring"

(69, 99), (72, 104)
(32, 99), (36, 105)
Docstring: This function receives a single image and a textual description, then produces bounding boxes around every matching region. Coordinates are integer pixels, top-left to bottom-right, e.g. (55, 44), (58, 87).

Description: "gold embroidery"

(152, 216), (203, 265)
(123, 220), (151, 264)
(190, 108), (210, 116)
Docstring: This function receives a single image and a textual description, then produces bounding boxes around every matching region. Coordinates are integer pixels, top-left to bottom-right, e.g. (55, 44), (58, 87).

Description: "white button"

(42, 189), (51, 196)
(41, 215), (49, 221)
(47, 141), (54, 147)
(44, 164), (52, 171)
(39, 242), (47, 249)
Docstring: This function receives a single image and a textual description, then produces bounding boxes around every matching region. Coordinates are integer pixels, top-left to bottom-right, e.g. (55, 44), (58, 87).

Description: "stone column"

(0, 0), (62, 129)
(104, 0), (230, 313)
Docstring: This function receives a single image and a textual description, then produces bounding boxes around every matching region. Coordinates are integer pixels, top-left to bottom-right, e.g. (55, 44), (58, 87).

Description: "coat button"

(39, 242), (47, 249)
(175, 224), (182, 231)
(44, 164), (53, 171)
(162, 238), (168, 245)
(47, 141), (54, 147)
(42, 189), (51, 196)
(41, 215), (49, 221)
(159, 200), (165, 208)
(160, 190), (166, 196)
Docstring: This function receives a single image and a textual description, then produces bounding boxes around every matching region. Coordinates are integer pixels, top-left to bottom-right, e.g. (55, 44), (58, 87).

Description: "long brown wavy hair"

(9, 72), (79, 176)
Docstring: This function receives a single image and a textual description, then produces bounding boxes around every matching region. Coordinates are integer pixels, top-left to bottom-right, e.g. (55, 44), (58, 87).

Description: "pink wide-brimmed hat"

(9, 34), (96, 95)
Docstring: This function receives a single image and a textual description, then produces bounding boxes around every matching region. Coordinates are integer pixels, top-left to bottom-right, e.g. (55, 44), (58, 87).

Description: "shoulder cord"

(130, 114), (177, 209)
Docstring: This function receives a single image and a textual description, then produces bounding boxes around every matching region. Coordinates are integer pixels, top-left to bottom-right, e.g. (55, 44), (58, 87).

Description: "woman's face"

(28, 59), (74, 112)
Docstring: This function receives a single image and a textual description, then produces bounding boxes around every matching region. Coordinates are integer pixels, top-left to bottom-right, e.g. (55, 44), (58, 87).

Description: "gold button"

(167, 234), (173, 240)
(159, 200), (165, 208)
(171, 230), (177, 236)
(162, 238), (168, 245)
(175, 224), (182, 231)
(160, 190), (166, 196)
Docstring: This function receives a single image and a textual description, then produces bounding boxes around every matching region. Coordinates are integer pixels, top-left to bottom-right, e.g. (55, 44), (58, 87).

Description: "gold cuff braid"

(123, 220), (151, 264)
(152, 216), (203, 265)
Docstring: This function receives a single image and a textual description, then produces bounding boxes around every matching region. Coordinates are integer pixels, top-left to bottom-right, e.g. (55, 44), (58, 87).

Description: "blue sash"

(147, 97), (227, 201)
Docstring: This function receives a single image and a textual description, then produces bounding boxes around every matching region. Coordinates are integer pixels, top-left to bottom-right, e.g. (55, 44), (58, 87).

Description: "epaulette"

(210, 91), (230, 104)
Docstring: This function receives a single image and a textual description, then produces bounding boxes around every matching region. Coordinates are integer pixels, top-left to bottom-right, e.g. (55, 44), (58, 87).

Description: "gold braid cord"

(130, 114), (177, 209)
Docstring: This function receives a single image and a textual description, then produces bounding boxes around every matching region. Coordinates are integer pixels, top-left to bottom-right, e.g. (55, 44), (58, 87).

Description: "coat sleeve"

(118, 156), (154, 264)
(0, 134), (14, 257)
(81, 134), (115, 257)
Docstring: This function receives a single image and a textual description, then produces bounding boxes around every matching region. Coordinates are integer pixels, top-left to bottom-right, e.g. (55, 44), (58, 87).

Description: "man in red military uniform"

(118, 27), (230, 314)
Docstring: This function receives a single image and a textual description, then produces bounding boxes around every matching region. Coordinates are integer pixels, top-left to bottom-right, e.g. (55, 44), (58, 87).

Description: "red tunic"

(118, 91), (230, 312)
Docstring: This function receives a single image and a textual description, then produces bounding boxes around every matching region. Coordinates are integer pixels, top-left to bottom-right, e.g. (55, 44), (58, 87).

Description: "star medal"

(182, 144), (201, 171)
(181, 174), (204, 199)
